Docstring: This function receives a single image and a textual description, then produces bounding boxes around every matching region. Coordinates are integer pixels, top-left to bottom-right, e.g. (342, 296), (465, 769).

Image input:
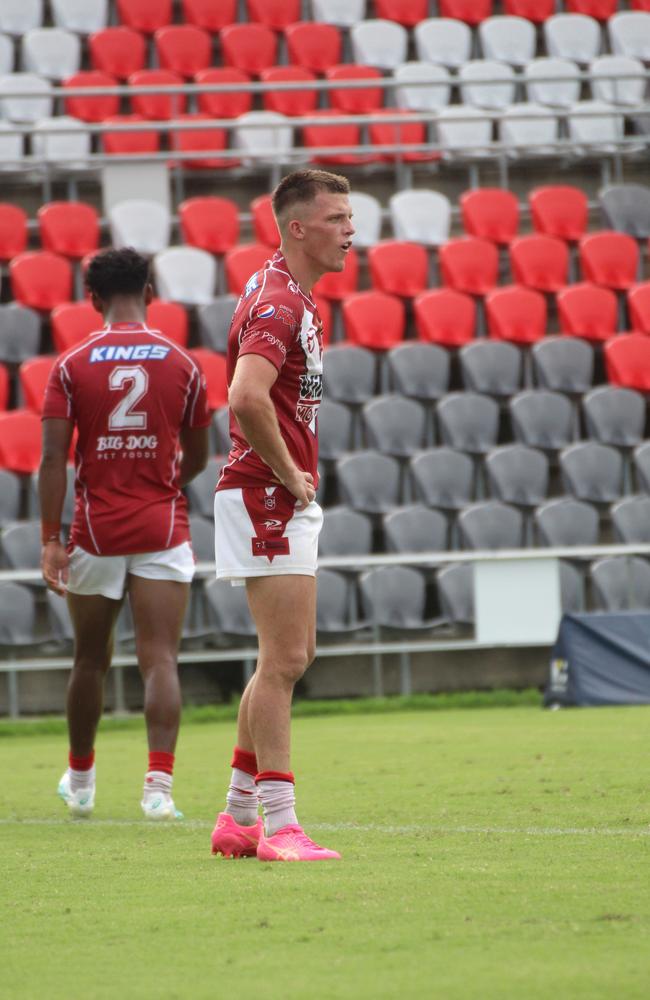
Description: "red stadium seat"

(182, 0), (236, 32)
(439, 237), (499, 296)
(460, 188), (519, 245)
(565, 0), (617, 18)
(0, 204), (28, 260)
(342, 291), (405, 351)
(367, 241), (429, 298)
(179, 196), (240, 254)
(117, 0), (172, 33)
(195, 68), (253, 118)
(89, 27), (146, 80)
(189, 348), (227, 409)
(251, 194), (280, 248)
(19, 355), (55, 415)
(439, 0), (493, 25)
(63, 71), (119, 123)
(169, 113), (232, 170)
(102, 114), (160, 155)
(247, 0), (301, 30)
(485, 285), (547, 345)
(557, 282), (618, 342)
(129, 70), (187, 119)
(605, 334), (650, 390)
(628, 282), (650, 333)
(326, 65), (383, 114)
(302, 111), (377, 166)
(0, 364), (9, 411)
(10, 252), (72, 311)
(51, 301), (103, 353)
(313, 294), (332, 346)
(284, 22), (342, 74)
(368, 111), (438, 163)
(38, 202), (100, 259)
(374, 0), (428, 27)
(154, 25), (212, 79)
(313, 248), (360, 301)
(504, 0), (554, 20)
(0, 410), (42, 474)
(529, 186), (588, 242)
(631, 0), (650, 9)
(579, 232), (639, 291)
(509, 234), (569, 293)
(225, 243), (272, 296)
(146, 299), (189, 347)
(220, 24), (277, 76)
(414, 289), (476, 347)
(260, 67), (318, 116)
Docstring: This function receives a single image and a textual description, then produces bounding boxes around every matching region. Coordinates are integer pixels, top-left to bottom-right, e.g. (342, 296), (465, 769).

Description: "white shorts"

(67, 542), (196, 600)
(214, 486), (323, 585)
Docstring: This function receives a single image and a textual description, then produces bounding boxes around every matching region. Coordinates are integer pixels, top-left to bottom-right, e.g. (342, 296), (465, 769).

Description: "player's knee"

(73, 653), (110, 675)
(266, 645), (310, 685)
(305, 640), (316, 670)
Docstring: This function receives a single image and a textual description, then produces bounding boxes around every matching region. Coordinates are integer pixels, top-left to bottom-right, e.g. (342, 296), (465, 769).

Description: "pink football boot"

(256, 824), (341, 862)
(211, 812), (263, 858)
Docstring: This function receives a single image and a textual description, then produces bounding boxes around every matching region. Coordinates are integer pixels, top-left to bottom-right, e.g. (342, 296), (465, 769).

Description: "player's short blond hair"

(272, 169), (350, 229)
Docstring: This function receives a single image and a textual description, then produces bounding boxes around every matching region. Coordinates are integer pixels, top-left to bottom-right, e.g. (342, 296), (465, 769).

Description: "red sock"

(69, 751), (95, 771)
(148, 751), (174, 775)
(255, 770), (295, 784)
(231, 746), (258, 777)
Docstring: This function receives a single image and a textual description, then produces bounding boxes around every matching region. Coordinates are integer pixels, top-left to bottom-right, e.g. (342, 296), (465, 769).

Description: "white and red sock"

(226, 746), (259, 826)
(256, 770), (298, 836)
(68, 751), (95, 794)
(143, 751), (174, 798)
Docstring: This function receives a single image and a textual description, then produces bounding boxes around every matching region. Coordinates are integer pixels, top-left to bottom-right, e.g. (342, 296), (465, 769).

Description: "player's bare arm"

(39, 417), (74, 596)
(229, 353), (315, 509)
(179, 425), (209, 488)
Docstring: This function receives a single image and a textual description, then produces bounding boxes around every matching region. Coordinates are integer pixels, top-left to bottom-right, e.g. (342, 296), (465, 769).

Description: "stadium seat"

(319, 506), (373, 558)
(532, 336), (594, 394)
(0, 72), (52, 122)
(221, 24), (277, 76)
(528, 185), (589, 241)
(499, 102), (560, 160)
(393, 62), (452, 112)
(154, 247), (216, 306)
(88, 27), (145, 79)
(600, 184), (650, 240)
(0, 582), (39, 647)
(316, 568), (367, 637)
(326, 65), (383, 114)
(0, 34), (12, 77)
(224, 243), (271, 296)
(611, 495), (650, 544)
(0, 409), (41, 473)
(534, 497), (599, 547)
(567, 100), (624, 157)
(63, 70), (119, 123)
(31, 115), (91, 171)
(109, 199), (170, 255)
(414, 18), (471, 69)
(579, 232), (640, 290)
(479, 16), (536, 65)
(590, 556), (650, 612)
(0, 204), (28, 260)
(439, 237), (499, 296)
(182, 0), (235, 32)
(250, 194), (280, 248)
(350, 19), (408, 71)
(389, 189), (451, 246)
(188, 349), (227, 411)
(198, 295), (237, 354)
(52, 0), (107, 32)
(260, 66), (318, 117)
(458, 500), (524, 550)
(560, 441), (623, 503)
(414, 289), (476, 348)
(589, 55), (645, 107)
(367, 241), (428, 298)
(185, 456), (227, 518)
(102, 113), (159, 155)
(459, 340), (522, 399)
(436, 105), (494, 158)
(347, 192), (381, 249)
(628, 283), (650, 333)
(147, 300), (188, 347)
(525, 58), (581, 107)
(509, 389), (574, 453)
(51, 301), (102, 352)
(18, 354), (55, 414)
(302, 111), (374, 166)
(437, 563), (474, 627)
(342, 292), (405, 351)
(509, 234), (569, 293)
(459, 59), (516, 110)
(410, 447), (475, 512)
(0, 469), (21, 526)
(204, 577), (256, 640)
(544, 14), (601, 63)
(0, 305), (40, 364)
(129, 69), (186, 119)
(284, 22), (342, 74)
(187, 513), (214, 563)
(154, 25), (212, 78)
(247, 0), (300, 29)
(21, 28), (80, 81)
(361, 394), (427, 458)
(368, 111), (437, 164)
(460, 188), (519, 244)
(322, 345), (376, 405)
(375, 0), (427, 26)
(311, 0), (366, 28)
(117, 0), (171, 33)
(313, 247), (359, 300)
(318, 399), (354, 462)
(582, 385), (646, 448)
(503, 0), (554, 22)
(439, 0), (492, 25)
(37, 202), (99, 259)
(437, 392), (500, 455)
(557, 282), (618, 342)
(565, 0), (616, 17)
(9, 252), (72, 311)
(634, 441), (650, 492)
(485, 444), (549, 509)
(485, 286), (547, 345)
(179, 197), (239, 255)
(335, 451), (401, 514)
(169, 113), (232, 171)
(233, 110), (294, 168)
(195, 68), (253, 119)
(609, 11), (650, 61)
(0, 0), (42, 35)
(360, 565), (443, 633)
(387, 342), (450, 403)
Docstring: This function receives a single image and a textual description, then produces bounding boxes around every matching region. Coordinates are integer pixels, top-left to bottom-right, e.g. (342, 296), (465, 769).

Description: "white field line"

(0, 818), (648, 837)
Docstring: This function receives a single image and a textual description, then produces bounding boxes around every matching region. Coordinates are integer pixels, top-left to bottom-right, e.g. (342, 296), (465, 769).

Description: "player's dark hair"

(272, 169), (350, 224)
(85, 247), (151, 301)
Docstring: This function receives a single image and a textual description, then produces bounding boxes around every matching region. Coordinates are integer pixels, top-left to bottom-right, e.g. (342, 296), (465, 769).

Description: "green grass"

(1, 702), (650, 999)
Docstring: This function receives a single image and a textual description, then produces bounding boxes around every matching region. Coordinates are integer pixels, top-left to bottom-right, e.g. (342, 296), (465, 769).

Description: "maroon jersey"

(218, 251), (323, 491)
(42, 323), (210, 556)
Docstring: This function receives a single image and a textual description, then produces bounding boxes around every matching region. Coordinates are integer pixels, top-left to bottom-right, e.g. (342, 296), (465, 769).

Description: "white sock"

(143, 770), (173, 799)
(69, 765), (95, 794)
(257, 779), (298, 836)
(226, 768), (259, 826)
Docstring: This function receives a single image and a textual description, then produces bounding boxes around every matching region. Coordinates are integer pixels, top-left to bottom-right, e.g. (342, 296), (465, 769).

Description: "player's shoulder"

(56, 329), (107, 368)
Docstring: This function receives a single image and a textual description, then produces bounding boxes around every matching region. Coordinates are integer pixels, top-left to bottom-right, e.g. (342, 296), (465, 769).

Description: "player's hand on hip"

(282, 469), (316, 510)
(41, 540), (70, 596)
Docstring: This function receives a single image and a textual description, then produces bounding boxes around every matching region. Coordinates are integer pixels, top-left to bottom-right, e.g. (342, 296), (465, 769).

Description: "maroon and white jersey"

(217, 250), (323, 491)
(42, 323), (210, 556)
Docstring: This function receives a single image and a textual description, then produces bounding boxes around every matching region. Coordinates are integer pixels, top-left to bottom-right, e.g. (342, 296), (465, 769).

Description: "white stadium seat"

(0, 34), (14, 76)
(590, 55), (645, 107)
(51, 0), (108, 33)
(414, 18), (471, 70)
(544, 14), (601, 65)
(459, 60), (516, 111)
(348, 191), (382, 249)
(21, 28), (81, 81)
(525, 58), (581, 108)
(233, 111), (294, 167)
(31, 116), (91, 168)
(0, 72), (52, 122)
(350, 20), (408, 72)
(389, 189), (451, 246)
(609, 12), (650, 63)
(0, 121), (23, 168)
(436, 105), (494, 158)
(311, 0), (366, 28)
(0, 0), (43, 35)
(153, 247), (217, 306)
(393, 62), (451, 112)
(568, 100), (623, 155)
(499, 103), (559, 157)
(109, 199), (171, 255)
(479, 16), (536, 67)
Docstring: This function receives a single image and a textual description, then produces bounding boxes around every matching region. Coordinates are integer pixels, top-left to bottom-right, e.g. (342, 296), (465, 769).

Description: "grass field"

(1, 698), (650, 1000)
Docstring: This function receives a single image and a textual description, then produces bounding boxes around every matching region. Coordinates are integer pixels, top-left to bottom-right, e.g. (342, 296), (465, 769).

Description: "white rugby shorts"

(214, 486), (323, 585)
(67, 541), (196, 600)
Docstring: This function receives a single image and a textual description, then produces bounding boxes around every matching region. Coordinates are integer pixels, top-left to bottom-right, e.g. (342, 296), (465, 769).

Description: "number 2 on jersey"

(108, 365), (149, 430)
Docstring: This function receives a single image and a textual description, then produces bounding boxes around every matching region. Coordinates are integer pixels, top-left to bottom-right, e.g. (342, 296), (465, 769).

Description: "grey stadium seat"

(599, 184), (650, 241)
(581, 386), (645, 449)
(204, 578), (256, 642)
(560, 561), (585, 613)
(316, 568), (367, 636)
(335, 451), (401, 514)
(509, 390), (574, 453)
(590, 556), (650, 612)
(29, 464), (75, 524)
(188, 514), (214, 562)
(534, 498), (599, 547)
(360, 566), (442, 631)
(560, 442), (624, 504)
(46, 587), (73, 648)
(211, 408), (231, 454)
(1, 519), (42, 577)
(0, 304), (41, 363)
(322, 345), (376, 405)
(185, 457), (226, 519)
(485, 445), (549, 509)
(386, 342), (450, 403)
(436, 563), (474, 626)
(436, 392), (499, 455)
(0, 470), (21, 527)
(361, 395), (427, 459)
(457, 500), (524, 550)
(459, 340), (522, 399)
(318, 399), (354, 462)
(0, 582), (39, 646)
(319, 505), (373, 558)
(197, 295), (237, 354)
(634, 441), (650, 492)
(531, 336), (593, 395)
(410, 447), (475, 512)
(382, 504), (448, 555)
(610, 496), (650, 544)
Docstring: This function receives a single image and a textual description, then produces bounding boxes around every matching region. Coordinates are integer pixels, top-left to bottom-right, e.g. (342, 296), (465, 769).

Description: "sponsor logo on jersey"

(252, 536), (290, 561)
(89, 344), (170, 363)
(244, 272), (261, 298)
(295, 373), (322, 423)
(97, 434), (158, 452)
(262, 519), (283, 530)
(276, 304), (296, 329)
(257, 304), (276, 320)
(264, 495), (276, 510)
(259, 331), (287, 356)
(287, 280), (300, 295)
